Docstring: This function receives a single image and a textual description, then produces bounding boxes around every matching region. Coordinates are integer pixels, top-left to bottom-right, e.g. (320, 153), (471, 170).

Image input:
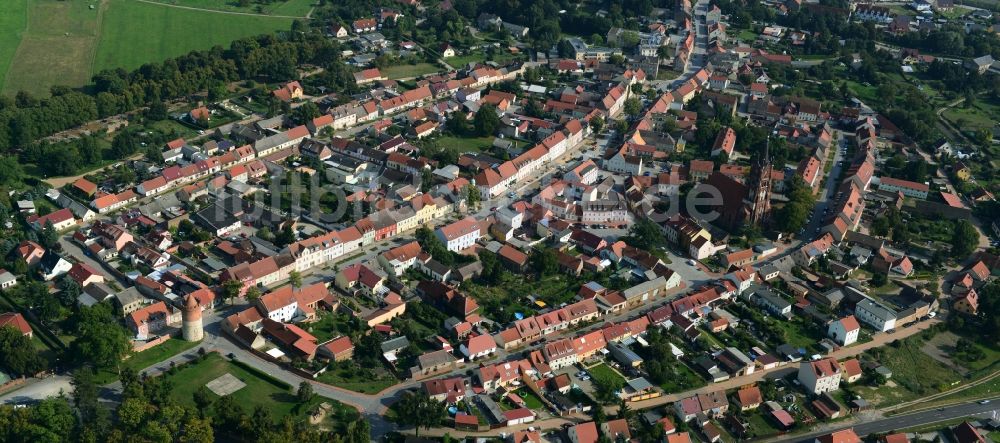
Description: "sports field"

(1, 0), (304, 97)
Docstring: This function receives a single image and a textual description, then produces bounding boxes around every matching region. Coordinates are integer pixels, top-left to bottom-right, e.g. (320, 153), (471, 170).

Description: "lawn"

(436, 135), (497, 154)
(95, 338), (201, 384)
(144, 0), (314, 16)
(511, 388), (545, 410)
(382, 63), (442, 80)
(167, 353), (356, 423)
(94, 0), (294, 73)
(588, 363), (625, 383)
(315, 360), (397, 394)
(0, 0), (29, 89)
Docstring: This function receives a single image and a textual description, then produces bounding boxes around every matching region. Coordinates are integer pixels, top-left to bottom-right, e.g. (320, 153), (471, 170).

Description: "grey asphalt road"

(772, 397), (1000, 442)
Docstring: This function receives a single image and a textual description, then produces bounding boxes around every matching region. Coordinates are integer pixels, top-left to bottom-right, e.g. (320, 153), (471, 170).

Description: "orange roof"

(0, 312), (32, 336)
(842, 358), (862, 377)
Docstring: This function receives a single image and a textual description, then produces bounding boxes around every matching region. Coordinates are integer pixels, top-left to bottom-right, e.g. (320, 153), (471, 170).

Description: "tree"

(289, 270), (303, 289)
(245, 285), (262, 301)
(222, 279), (242, 305)
(871, 271), (888, 288)
(623, 218), (666, 249)
(0, 156), (24, 186)
(590, 115), (605, 134)
(179, 416), (214, 443)
(530, 248), (558, 276)
(951, 219), (978, 258)
(392, 392), (445, 437)
(110, 130), (139, 159)
(613, 119), (629, 135)
(70, 304), (132, 370)
(193, 386), (214, 411)
(297, 381), (314, 403)
(39, 220), (58, 248)
(146, 101), (168, 121)
(346, 420), (370, 443)
(473, 105), (500, 136)
(0, 326), (44, 376)
(465, 184), (481, 208)
(291, 102), (321, 125)
(623, 97), (642, 120)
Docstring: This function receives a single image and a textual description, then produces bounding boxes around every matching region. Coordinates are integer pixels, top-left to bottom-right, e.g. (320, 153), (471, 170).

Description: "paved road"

(770, 397), (1000, 442)
(800, 131), (846, 238)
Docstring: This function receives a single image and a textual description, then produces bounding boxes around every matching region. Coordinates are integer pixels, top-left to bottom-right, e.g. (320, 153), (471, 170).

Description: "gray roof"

(626, 377), (654, 392)
(115, 287), (145, 307)
(381, 336), (410, 353)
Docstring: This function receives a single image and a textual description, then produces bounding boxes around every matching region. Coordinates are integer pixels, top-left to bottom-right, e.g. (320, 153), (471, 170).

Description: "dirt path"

(134, 0), (310, 19)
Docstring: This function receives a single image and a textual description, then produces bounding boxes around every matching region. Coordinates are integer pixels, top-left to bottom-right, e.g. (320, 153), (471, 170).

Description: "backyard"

(463, 273), (583, 323)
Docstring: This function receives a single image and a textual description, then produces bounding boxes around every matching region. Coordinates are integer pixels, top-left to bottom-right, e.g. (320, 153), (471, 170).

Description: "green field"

(1, 0), (295, 96)
(145, 0), (314, 16)
(382, 63), (442, 80)
(93, 0), (294, 73)
(0, 0), (29, 89)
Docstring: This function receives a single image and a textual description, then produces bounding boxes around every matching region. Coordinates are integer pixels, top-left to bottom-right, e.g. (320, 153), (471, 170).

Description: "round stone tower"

(181, 293), (204, 342)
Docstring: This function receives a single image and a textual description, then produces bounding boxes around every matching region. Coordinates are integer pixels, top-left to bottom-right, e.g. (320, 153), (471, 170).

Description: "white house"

(827, 315), (860, 346)
(854, 298), (897, 332)
(797, 357), (842, 394)
(435, 216), (481, 252)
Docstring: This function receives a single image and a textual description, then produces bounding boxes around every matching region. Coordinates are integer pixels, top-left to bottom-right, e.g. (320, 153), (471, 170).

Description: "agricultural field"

(145, 0), (314, 16)
(0, 0), (29, 89)
(1, 0), (296, 97)
(94, 0), (295, 73)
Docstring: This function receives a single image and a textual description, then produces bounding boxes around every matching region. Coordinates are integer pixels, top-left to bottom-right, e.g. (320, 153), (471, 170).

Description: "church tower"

(181, 293), (204, 342)
(746, 138), (773, 226)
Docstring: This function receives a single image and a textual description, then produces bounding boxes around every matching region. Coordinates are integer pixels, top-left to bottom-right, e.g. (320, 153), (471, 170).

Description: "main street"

(770, 397), (1000, 442)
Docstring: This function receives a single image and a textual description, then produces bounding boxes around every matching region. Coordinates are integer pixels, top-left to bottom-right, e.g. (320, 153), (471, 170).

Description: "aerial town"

(0, 0), (998, 442)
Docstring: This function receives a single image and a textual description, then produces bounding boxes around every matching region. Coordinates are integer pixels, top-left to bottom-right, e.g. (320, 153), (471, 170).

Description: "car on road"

(687, 259), (698, 266)
(979, 400), (991, 404)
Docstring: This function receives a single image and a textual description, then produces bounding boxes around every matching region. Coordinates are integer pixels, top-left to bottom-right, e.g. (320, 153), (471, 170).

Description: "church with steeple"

(744, 139), (773, 227)
(697, 139), (774, 232)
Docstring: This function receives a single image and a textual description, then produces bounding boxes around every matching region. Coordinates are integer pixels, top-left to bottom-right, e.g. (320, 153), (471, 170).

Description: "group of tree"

(773, 176), (816, 234)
